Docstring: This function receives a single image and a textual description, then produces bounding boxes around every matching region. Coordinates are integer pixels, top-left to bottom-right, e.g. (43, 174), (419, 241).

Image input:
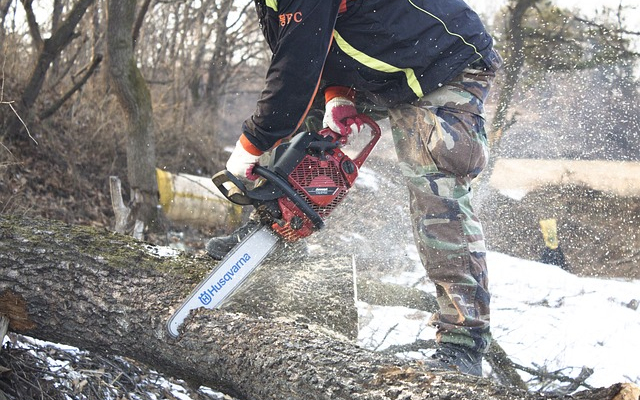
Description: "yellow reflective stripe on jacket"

(333, 30), (424, 99)
(265, 0), (277, 11)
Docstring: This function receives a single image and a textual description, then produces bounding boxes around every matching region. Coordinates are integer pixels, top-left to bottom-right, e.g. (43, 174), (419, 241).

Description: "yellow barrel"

(156, 169), (243, 227)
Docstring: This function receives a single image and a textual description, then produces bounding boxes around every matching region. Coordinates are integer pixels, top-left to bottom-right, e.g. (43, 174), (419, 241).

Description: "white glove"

(323, 96), (362, 136)
(226, 138), (262, 180)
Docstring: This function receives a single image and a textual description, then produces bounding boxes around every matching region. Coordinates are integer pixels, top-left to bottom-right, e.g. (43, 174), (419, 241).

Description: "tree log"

(0, 215), (635, 400)
(155, 169), (244, 228)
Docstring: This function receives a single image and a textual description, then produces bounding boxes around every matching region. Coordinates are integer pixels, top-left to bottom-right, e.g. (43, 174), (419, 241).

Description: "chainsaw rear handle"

(212, 167), (325, 230)
(321, 114), (381, 169)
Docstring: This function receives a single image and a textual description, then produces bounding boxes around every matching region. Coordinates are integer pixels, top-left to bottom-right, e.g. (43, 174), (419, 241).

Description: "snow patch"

(357, 250), (640, 388)
(143, 244), (180, 258)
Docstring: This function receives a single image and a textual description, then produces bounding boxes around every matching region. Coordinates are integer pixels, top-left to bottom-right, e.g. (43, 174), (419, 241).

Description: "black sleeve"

(242, 0), (341, 152)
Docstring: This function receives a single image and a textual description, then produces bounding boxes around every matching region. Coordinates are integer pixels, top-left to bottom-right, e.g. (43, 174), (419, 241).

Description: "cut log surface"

(0, 216), (634, 400)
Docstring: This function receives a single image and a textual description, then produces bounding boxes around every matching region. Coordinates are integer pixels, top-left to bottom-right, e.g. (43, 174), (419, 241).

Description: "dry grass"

(0, 66), (228, 229)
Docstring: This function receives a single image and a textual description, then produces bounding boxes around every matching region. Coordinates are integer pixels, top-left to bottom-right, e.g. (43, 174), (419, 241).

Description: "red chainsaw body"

(270, 120), (380, 242)
(272, 146), (357, 241)
(212, 116), (381, 243)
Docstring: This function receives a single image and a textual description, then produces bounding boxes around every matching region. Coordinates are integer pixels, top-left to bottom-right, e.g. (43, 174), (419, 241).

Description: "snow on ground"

(357, 249), (640, 389)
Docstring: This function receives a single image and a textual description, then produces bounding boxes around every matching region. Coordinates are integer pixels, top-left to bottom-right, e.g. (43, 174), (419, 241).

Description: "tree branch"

(18, 0), (43, 49)
(132, 0), (153, 48)
(573, 16), (640, 36)
(38, 54), (103, 120)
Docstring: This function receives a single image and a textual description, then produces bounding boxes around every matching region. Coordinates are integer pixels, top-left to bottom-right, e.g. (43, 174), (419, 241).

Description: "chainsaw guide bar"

(167, 225), (278, 338)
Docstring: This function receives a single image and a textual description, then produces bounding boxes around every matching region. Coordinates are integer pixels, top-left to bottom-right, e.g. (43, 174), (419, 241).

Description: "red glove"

(322, 86), (364, 137)
(226, 135), (262, 180)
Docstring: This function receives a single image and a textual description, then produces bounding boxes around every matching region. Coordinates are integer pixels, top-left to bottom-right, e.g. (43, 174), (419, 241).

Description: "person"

(206, 0), (503, 377)
(539, 218), (570, 271)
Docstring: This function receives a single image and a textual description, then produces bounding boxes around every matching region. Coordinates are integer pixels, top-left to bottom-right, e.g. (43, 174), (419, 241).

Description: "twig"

(0, 316), (8, 347)
(4, 102), (37, 144)
(373, 323), (399, 351)
(1, 46), (36, 145)
(512, 360), (595, 392)
(0, 141), (15, 159)
(177, 173), (223, 197)
(551, 366), (595, 395)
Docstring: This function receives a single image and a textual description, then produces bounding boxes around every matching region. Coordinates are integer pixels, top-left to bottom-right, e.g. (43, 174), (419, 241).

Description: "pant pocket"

(390, 106), (439, 174)
(428, 110), (488, 178)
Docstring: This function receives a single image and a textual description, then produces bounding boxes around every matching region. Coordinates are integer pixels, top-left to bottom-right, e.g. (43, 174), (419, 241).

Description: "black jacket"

(242, 0), (494, 152)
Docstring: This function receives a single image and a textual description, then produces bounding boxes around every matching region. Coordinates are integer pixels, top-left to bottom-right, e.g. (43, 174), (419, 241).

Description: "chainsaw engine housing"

(265, 130), (359, 241)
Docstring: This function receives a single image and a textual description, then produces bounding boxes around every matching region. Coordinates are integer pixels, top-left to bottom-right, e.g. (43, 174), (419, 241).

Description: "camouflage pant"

(388, 50), (502, 353)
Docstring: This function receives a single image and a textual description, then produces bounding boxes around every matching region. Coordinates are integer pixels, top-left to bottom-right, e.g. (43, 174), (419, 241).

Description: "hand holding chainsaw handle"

(214, 114), (381, 206)
(321, 114), (381, 168)
(322, 86), (367, 141)
(226, 135), (262, 181)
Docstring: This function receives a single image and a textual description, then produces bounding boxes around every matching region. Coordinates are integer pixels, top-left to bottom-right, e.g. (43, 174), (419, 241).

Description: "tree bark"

(107, 0), (161, 233)
(0, 215), (634, 400)
(490, 0), (540, 146)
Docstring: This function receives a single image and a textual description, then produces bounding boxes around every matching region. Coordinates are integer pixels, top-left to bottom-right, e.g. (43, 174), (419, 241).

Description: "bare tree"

(134, 0), (267, 140)
(4, 0), (97, 142)
(106, 0), (163, 234)
(0, 0), (12, 45)
(490, 0), (540, 151)
(483, 0), (640, 180)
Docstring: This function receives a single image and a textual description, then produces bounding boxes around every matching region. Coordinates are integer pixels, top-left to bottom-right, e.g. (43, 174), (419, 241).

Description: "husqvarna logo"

(198, 253), (251, 305)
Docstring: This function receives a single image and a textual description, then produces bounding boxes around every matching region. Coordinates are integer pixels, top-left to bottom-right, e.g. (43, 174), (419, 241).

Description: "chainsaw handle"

(212, 170), (253, 206)
(320, 114), (381, 169)
(351, 114), (381, 169)
(212, 168), (324, 231)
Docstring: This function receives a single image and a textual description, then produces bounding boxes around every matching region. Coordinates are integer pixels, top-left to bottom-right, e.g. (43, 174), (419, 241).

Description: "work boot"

(425, 343), (483, 377)
(205, 220), (261, 260)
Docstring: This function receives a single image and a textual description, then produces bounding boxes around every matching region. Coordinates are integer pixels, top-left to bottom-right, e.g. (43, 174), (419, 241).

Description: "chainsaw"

(166, 115), (381, 338)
